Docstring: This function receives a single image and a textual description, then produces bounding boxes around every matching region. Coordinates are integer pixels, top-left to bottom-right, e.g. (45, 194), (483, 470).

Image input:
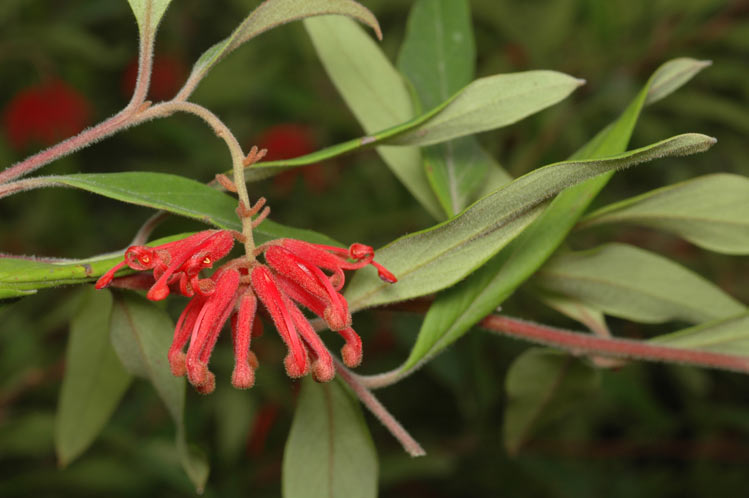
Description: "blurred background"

(1, 0), (748, 496)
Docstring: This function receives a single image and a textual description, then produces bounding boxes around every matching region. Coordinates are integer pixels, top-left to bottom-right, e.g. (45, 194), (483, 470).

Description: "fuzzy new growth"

(96, 228), (396, 393)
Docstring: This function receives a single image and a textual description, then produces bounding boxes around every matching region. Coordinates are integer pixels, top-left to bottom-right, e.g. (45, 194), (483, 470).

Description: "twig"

(334, 359), (425, 457)
(480, 314), (749, 374)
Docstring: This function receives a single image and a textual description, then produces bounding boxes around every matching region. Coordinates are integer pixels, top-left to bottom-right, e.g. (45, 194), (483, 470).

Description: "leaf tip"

(575, 78), (587, 87)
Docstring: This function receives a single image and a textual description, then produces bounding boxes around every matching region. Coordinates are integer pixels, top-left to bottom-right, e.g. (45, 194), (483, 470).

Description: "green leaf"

(46, 172), (240, 230)
(395, 58), (710, 376)
(534, 243), (745, 324)
(55, 287), (132, 467)
(503, 348), (600, 455)
(423, 138), (493, 217)
(644, 58), (713, 105)
(283, 379), (377, 498)
(31, 172), (339, 242)
(126, 0), (172, 34)
(304, 15), (441, 219)
(532, 288), (610, 337)
(185, 0), (380, 96)
(398, 0), (475, 111)
(242, 61), (707, 182)
(397, 0), (490, 217)
(579, 173), (749, 255)
(345, 133), (717, 312)
(109, 292), (209, 493)
(390, 70), (585, 147)
(650, 311), (749, 356)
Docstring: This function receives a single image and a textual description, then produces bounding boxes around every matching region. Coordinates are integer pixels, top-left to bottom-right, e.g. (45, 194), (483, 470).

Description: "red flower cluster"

(96, 231), (396, 394)
(2, 79), (91, 151)
(122, 54), (187, 102)
(256, 124), (327, 193)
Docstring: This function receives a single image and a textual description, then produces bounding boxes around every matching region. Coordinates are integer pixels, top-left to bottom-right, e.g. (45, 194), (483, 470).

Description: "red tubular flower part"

(274, 272), (362, 368)
(168, 294), (206, 377)
(286, 303), (335, 382)
(250, 265), (308, 378)
(274, 272), (328, 318)
(337, 327), (363, 368)
(148, 231), (234, 301)
(95, 230), (235, 300)
(95, 260), (129, 289)
(231, 290), (259, 389)
(264, 246), (351, 331)
(278, 238), (398, 284)
(182, 269), (240, 392)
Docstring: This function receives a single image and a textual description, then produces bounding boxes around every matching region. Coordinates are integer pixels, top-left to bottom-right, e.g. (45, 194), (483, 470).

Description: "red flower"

(95, 230), (235, 301)
(255, 124), (328, 193)
(2, 79), (91, 151)
(122, 54), (187, 102)
(96, 231), (397, 394)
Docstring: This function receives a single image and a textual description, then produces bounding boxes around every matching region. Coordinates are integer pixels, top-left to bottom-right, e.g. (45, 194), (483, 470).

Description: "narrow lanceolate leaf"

(27, 172), (338, 244)
(346, 133), (716, 311)
(182, 0), (380, 98)
(503, 348), (600, 455)
(650, 311), (749, 356)
(44, 172), (240, 230)
(283, 379), (377, 498)
(398, 0), (491, 217)
(423, 138), (494, 217)
(396, 58), (710, 376)
(109, 292), (209, 493)
(578, 174), (749, 255)
(127, 0), (172, 34)
(242, 71), (578, 196)
(644, 58), (713, 105)
(56, 288), (132, 467)
(534, 243), (745, 324)
(304, 15), (442, 219)
(390, 71), (584, 147)
(398, 0), (475, 113)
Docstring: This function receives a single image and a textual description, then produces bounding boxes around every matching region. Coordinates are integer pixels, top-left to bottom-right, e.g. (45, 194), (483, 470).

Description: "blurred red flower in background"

(122, 53), (187, 102)
(255, 124), (328, 193)
(2, 79), (91, 151)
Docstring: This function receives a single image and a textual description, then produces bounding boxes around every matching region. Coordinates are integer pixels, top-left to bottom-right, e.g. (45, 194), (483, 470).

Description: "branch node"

(137, 100), (152, 113)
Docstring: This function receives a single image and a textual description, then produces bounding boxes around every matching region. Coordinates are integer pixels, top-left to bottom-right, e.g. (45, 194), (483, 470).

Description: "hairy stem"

(0, 11), (156, 186)
(334, 359), (425, 457)
(142, 101), (257, 257)
(480, 314), (749, 374)
(355, 311), (749, 390)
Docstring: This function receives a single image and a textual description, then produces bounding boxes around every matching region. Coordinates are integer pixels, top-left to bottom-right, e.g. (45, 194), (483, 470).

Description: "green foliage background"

(1, 0), (748, 496)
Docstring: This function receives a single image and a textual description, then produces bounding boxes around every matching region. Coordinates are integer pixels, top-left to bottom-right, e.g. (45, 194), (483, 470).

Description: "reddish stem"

(480, 314), (749, 374)
(0, 111), (134, 184)
(334, 359), (425, 457)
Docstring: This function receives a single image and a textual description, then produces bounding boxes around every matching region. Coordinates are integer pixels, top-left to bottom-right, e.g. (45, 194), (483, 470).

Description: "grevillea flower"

(96, 230), (396, 393)
(2, 79), (91, 151)
(95, 230), (235, 301)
